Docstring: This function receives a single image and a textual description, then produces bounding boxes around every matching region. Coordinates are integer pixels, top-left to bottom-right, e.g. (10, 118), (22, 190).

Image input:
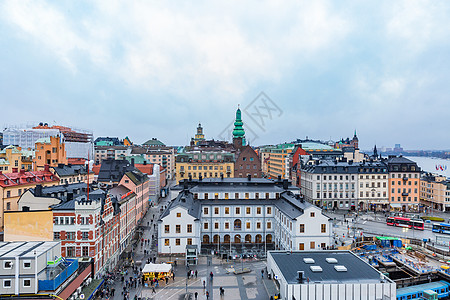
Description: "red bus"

(386, 217), (424, 230)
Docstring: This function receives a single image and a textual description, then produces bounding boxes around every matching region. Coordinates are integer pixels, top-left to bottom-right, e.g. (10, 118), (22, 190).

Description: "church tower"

(192, 122), (205, 145)
(232, 106), (246, 149)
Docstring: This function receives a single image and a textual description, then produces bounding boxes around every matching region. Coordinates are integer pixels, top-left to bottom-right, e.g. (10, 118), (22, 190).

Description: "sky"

(1, 1), (450, 150)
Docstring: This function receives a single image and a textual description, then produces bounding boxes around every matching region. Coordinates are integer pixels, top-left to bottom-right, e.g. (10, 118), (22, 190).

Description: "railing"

(39, 259), (78, 291)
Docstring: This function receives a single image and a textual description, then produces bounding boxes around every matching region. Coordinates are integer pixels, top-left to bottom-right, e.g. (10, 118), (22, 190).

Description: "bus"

(386, 217), (424, 230)
(432, 223), (450, 234)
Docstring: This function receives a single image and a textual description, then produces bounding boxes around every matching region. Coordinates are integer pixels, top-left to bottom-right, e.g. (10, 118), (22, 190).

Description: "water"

(406, 156), (450, 178)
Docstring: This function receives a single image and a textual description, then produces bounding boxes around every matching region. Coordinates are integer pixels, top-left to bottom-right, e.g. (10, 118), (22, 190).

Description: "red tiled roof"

(135, 164), (154, 175)
(68, 158), (87, 165)
(92, 164), (101, 175)
(0, 169), (59, 187)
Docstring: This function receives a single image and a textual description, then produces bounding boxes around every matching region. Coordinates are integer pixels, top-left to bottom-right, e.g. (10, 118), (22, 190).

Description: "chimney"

(20, 169), (25, 175)
(44, 164), (50, 172)
(67, 192), (73, 201)
(183, 180), (188, 190)
(35, 185), (43, 197)
(58, 163), (64, 168)
(283, 179), (289, 190)
(0, 171), (2, 175)
(277, 175), (282, 182)
(143, 160), (147, 165)
(131, 158), (135, 167)
(297, 271), (304, 283)
(12, 167), (18, 173)
(247, 174), (251, 181)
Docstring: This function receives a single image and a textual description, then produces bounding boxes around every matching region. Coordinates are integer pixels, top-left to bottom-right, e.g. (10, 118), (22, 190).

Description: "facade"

(267, 250), (396, 300)
(0, 146), (33, 172)
(94, 145), (130, 164)
(94, 137), (122, 146)
(357, 161), (389, 211)
(33, 136), (68, 170)
(260, 144), (295, 179)
(158, 178), (332, 256)
(142, 138), (166, 148)
(0, 166), (59, 230)
(96, 158), (135, 186)
(175, 151), (234, 184)
(420, 173), (450, 212)
(119, 169), (150, 223)
(386, 156), (421, 212)
(234, 145), (262, 178)
(144, 147), (175, 179)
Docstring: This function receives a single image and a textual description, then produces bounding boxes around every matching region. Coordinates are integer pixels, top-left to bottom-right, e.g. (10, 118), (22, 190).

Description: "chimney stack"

(131, 158), (135, 167)
(283, 179), (289, 190)
(247, 174), (251, 181)
(44, 164), (50, 172)
(12, 168), (18, 173)
(297, 271), (304, 283)
(35, 185), (43, 197)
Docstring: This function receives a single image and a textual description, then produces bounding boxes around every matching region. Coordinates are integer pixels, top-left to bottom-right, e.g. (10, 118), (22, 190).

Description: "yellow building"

(33, 136), (67, 170)
(0, 166), (59, 230)
(175, 151), (234, 184)
(260, 144), (295, 179)
(0, 145), (33, 172)
(420, 174), (449, 212)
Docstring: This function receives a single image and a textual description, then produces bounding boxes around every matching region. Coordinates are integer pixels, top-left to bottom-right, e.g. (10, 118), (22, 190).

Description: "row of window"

(198, 193), (279, 200)
(3, 260), (31, 270)
(392, 180), (418, 186)
(53, 231), (90, 240)
(315, 175), (356, 181)
(391, 196), (418, 202)
(2, 278), (31, 288)
(202, 206), (272, 215)
(317, 183), (356, 191)
(317, 192), (356, 199)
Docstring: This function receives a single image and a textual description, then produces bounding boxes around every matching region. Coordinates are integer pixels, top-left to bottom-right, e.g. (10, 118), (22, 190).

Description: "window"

(165, 239), (170, 246)
(299, 243), (305, 250)
(245, 193), (249, 199)
(300, 224), (305, 233)
(257, 207), (261, 214)
(176, 239), (181, 246)
(187, 224), (192, 233)
(310, 241), (315, 249)
(67, 247), (75, 257)
(23, 279), (31, 287)
(3, 280), (11, 288)
(6, 202), (10, 210)
(235, 193), (239, 199)
(225, 193), (229, 199)
(177, 212), (181, 218)
(267, 207), (272, 214)
(67, 232), (75, 240)
(225, 222), (229, 229)
(82, 232), (89, 240)
(4, 261), (12, 269)
(246, 207), (251, 214)
(255, 193), (259, 199)
(23, 261), (31, 269)
(246, 222), (250, 229)
(187, 238), (192, 245)
(321, 243), (326, 249)
(225, 207), (230, 214)
(321, 224), (326, 233)
(266, 193), (270, 199)
(203, 207), (208, 214)
(176, 225), (181, 233)
(267, 222), (272, 229)
(204, 223), (209, 230)
(54, 232), (60, 240)
(204, 193), (209, 199)
(214, 223), (219, 229)
(236, 207), (240, 214)
(257, 222), (261, 229)
(165, 225), (170, 233)
(82, 246), (89, 256)
(214, 207), (219, 214)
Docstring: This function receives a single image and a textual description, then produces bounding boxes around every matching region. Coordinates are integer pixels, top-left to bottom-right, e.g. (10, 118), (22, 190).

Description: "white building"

(158, 178), (332, 256)
(267, 250), (396, 300)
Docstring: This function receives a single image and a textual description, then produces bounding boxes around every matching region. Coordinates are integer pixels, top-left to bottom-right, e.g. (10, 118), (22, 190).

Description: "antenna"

(87, 149), (90, 201)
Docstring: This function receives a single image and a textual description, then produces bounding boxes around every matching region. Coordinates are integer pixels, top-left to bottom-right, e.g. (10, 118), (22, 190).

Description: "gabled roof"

(51, 164), (87, 177)
(0, 169), (59, 188)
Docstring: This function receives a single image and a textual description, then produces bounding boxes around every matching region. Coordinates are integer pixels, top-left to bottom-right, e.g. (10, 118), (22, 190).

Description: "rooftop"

(269, 250), (388, 284)
(0, 241), (59, 259)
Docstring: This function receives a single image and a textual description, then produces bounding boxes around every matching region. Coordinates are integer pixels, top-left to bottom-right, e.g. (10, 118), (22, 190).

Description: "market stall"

(142, 263), (173, 281)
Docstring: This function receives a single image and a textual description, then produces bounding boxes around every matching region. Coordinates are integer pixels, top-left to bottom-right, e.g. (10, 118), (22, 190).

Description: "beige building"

(260, 144), (295, 179)
(420, 174), (450, 212)
(175, 150), (234, 184)
(94, 145), (130, 164)
(0, 145), (34, 172)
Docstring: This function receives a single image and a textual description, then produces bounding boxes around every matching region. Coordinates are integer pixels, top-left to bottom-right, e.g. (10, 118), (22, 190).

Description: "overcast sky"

(1, 1), (449, 150)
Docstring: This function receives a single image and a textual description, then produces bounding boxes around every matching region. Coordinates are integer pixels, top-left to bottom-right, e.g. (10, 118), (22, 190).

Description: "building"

(386, 156), (421, 212)
(0, 166), (59, 230)
(420, 173), (450, 212)
(190, 124), (205, 146)
(334, 131), (359, 150)
(158, 177), (332, 256)
(357, 160), (389, 211)
(3, 124), (93, 160)
(94, 137), (122, 146)
(33, 136), (68, 170)
(260, 143), (295, 179)
(142, 138), (166, 148)
(119, 169), (150, 223)
(300, 160), (359, 210)
(96, 158), (135, 186)
(94, 145), (130, 164)
(267, 250), (395, 300)
(0, 145), (33, 172)
(51, 163), (94, 185)
(175, 150), (235, 184)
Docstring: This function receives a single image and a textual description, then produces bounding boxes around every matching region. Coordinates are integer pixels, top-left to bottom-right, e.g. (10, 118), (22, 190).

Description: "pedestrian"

(206, 291), (210, 299)
(187, 271), (190, 279)
(261, 269), (264, 279)
(195, 270), (198, 278)
(152, 286), (156, 294)
(172, 273), (175, 281)
(210, 271), (214, 280)
(165, 277), (169, 285)
(111, 288), (115, 296)
(194, 291), (198, 299)
(203, 280), (206, 289)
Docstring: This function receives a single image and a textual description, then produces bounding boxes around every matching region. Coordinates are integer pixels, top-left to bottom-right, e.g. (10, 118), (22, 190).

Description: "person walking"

(206, 291), (210, 299)
(195, 270), (198, 278)
(152, 286), (156, 294)
(261, 269), (264, 279)
(194, 291), (198, 299)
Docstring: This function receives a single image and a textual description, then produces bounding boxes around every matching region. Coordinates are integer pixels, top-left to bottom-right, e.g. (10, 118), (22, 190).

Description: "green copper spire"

(232, 106), (245, 139)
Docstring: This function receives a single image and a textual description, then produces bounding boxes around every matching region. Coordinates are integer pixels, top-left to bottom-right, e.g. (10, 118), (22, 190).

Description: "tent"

(142, 263), (173, 280)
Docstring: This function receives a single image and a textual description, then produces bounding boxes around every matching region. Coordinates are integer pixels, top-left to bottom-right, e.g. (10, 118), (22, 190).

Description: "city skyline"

(1, 1), (450, 149)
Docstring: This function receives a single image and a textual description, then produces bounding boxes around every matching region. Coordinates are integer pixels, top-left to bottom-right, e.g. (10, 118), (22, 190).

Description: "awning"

(142, 263), (172, 273)
(389, 203), (403, 207)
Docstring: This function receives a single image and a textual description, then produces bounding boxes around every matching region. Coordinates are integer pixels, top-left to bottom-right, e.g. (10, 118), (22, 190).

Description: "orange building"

(34, 136), (68, 170)
(387, 156), (421, 212)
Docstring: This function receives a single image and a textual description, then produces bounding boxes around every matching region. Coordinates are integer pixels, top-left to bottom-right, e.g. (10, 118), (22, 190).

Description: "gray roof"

(160, 190), (201, 220)
(97, 158), (135, 182)
(51, 164), (87, 177)
(0, 241), (59, 259)
(269, 251), (386, 284)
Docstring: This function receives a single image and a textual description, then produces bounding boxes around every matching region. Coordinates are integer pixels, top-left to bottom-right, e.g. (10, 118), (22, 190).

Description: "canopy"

(376, 236), (400, 240)
(142, 263), (172, 274)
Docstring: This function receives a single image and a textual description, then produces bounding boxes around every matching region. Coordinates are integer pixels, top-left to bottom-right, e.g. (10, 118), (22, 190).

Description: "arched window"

(234, 219), (241, 230)
(203, 235), (210, 244)
(213, 234), (220, 244)
(255, 234), (262, 243)
(245, 234), (252, 243)
(266, 234), (272, 243)
(224, 234), (230, 243)
(234, 235), (241, 243)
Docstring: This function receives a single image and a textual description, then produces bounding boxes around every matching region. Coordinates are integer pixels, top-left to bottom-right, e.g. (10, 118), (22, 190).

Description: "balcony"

(39, 258), (78, 291)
